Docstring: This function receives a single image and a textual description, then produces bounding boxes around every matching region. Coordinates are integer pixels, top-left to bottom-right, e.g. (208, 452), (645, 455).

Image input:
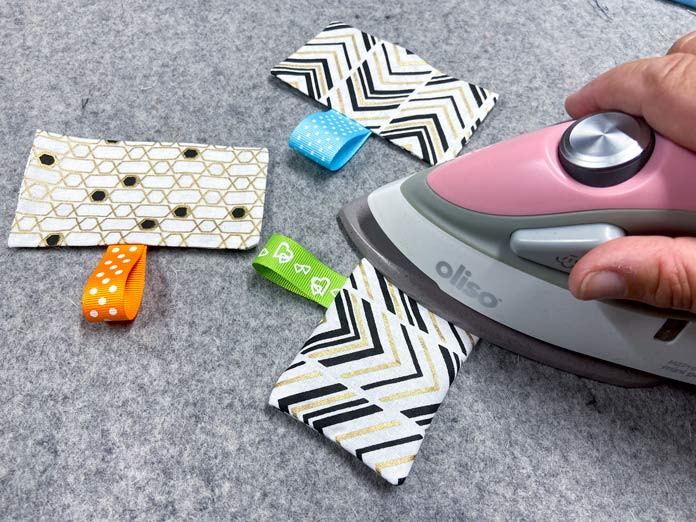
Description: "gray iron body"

(339, 113), (696, 387)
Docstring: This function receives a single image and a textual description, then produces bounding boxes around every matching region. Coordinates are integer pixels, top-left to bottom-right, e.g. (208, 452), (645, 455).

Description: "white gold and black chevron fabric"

(269, 259), (477, 485)
(271, 21), (497, 165)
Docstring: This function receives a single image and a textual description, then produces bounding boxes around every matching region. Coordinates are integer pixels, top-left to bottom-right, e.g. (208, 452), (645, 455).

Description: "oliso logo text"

(435, 261), (500, 308)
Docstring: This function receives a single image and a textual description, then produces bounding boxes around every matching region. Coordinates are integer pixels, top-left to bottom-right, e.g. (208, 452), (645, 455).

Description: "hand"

(565, 32), (696, 313)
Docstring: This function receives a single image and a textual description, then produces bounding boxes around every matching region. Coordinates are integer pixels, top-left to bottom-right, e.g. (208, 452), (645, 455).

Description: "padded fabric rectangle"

(269, 259), (477, 485)
(272, 21), (498, 165)
(8, 130), (268, 249)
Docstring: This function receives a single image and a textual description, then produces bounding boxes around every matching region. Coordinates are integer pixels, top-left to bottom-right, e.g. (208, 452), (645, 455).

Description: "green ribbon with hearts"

(252, 234), (347, 308)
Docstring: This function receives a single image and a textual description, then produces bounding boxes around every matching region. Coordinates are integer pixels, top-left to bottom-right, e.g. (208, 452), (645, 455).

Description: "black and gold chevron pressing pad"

(269, 259), (477, 485)
(272, 21), (498, 165)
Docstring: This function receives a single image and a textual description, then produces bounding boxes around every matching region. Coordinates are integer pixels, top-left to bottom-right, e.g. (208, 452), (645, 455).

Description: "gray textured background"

(1, 1), (696, 520)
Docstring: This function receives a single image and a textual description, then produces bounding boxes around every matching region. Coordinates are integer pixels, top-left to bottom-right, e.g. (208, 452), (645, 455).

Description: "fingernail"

(579, 271), (626, 300)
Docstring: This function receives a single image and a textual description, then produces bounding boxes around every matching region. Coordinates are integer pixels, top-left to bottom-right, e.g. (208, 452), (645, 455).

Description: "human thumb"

(568, 236), (696, 313)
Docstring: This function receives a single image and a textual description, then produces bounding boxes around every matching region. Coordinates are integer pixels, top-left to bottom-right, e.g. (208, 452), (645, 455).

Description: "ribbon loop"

(252, 234), (347, 307)
(82, 244), (147, 322)
(289, 110), (371, 171)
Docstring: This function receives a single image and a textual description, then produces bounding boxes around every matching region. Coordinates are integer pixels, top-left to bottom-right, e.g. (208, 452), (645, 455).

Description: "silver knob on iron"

(558, 112), (655, 187)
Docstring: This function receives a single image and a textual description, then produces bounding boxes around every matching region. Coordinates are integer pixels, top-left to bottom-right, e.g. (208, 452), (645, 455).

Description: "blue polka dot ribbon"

(289, 110), (371, 171)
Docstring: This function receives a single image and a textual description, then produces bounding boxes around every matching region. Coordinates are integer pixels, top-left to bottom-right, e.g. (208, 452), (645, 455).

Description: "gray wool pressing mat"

(1, 1), (696, 521)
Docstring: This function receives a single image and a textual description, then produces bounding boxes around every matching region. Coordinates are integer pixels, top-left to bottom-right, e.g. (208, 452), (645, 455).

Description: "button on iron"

(559, 112), (654, 187)
(510, 223), (626, 273)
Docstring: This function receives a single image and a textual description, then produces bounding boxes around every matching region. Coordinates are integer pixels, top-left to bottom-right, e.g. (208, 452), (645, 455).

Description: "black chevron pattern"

(324, 42), (434, 130)
(380, 74), (497, 163)
(357, 262), (474, 355)
(271, 22), (497, 164)
(271, 21), (378, 101)
(302, 290), (361, 353)
(269, 259), (477, 485)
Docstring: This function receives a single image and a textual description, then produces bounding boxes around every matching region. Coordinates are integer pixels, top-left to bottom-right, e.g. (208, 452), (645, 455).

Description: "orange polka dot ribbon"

(82, 245), (147, 322)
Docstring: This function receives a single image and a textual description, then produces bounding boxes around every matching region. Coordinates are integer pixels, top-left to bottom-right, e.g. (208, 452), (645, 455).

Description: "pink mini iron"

(340, 112), (696, 387)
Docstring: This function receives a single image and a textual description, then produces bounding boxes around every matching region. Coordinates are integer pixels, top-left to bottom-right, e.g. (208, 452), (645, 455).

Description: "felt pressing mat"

(1, 1), (696, 521)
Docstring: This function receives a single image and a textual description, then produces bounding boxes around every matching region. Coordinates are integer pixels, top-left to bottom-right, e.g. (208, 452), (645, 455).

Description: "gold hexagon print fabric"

(8, 130), (268, 250)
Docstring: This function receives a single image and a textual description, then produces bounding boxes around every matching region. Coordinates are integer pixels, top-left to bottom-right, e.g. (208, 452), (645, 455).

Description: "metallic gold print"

(373, 51), (426, 87)
(335, 419), (401, 444)
(379, 335), (439, 402)
(309, 293), (369, 358)
(350, 70), (408, 108)
(386, 279), (404, 321)
(272, 23), (497, 166)
(381, 119), (445, 157)
(358, 262), (374, 300)
(428, 310), (447, 344)
(417, 85), (475, 120)
(296, 49), (345, 80)
(9, 131), (268, 250)
(312, 33), (361, 66)
(375, 455), (416, 475)
(399, 104), (456, 135)
(278, 62), (328, 97)
(339, 313), (401, 378)
(290, 391), (357, 417)
(391, 43), (428, 68)
(465, 331), (476, 347)
(335, 87), (347, 114)
(274, 370), (322, 388)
